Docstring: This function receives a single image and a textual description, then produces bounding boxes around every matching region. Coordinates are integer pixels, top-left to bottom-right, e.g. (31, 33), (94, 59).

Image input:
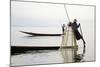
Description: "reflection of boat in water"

(20, 31), (62, 36)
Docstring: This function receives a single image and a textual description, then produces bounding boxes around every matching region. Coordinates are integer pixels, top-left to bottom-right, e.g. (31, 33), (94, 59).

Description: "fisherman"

(62, 24), (66, 35)
(68, 19), (86, 45)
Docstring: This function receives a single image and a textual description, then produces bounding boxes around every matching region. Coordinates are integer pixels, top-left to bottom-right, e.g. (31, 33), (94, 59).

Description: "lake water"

(11, 26), (95, 66)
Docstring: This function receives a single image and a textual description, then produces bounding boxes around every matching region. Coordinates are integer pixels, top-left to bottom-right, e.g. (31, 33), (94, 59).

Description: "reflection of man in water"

(68, 19), (86, 45)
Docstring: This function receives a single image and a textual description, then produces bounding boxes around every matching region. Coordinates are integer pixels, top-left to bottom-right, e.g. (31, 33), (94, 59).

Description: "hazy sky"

(11, 0), (95, 27)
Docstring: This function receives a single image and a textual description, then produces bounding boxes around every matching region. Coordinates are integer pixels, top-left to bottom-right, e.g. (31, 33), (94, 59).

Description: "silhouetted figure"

(62, 24), (66, 35)
(68, 19), (86, 46)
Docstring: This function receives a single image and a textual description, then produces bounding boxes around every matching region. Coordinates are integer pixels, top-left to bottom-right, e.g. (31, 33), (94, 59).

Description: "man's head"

(73, 19), (77, 22)
(68, 22), (72, 27)
(63, 24), (66, 27)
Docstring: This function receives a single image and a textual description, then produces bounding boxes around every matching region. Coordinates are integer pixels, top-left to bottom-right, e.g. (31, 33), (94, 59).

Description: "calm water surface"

(11, 27), (95, 66)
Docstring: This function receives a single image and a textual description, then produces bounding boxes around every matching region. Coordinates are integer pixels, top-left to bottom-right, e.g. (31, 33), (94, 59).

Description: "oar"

(79, 24), (86, 48)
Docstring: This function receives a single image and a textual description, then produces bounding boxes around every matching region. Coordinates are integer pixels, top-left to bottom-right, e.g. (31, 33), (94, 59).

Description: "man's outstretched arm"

(77, 23), (80, 28)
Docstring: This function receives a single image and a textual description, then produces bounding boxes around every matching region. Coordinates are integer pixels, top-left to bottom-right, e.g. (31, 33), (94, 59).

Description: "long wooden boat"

(11, 46), (77, 55)
(20, 31), (62, 36)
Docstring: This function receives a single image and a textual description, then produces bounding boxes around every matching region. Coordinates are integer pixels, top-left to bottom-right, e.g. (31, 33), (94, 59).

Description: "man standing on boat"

(62, 24), (66, 35)
(68, 19), (86, 45)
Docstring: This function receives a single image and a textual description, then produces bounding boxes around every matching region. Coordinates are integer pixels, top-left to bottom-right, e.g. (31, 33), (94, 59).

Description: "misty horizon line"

(11, 25), (65, 27)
